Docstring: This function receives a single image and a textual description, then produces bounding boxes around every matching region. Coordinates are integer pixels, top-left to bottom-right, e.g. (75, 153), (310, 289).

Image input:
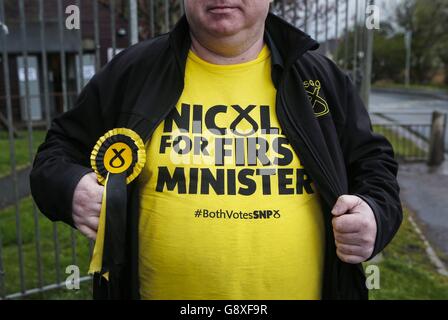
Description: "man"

(30, 0), (402, 300)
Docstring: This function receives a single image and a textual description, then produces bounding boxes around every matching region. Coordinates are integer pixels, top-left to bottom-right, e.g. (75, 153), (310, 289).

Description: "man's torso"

(138, 46), (325, 299)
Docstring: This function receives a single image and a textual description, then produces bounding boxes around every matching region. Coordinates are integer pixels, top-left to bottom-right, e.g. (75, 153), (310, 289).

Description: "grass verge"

(365, 208), (448, 300)
(0, 196), (91, 299)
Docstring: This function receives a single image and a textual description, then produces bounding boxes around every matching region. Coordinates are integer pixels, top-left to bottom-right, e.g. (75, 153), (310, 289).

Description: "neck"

(190, 32), (265, 65)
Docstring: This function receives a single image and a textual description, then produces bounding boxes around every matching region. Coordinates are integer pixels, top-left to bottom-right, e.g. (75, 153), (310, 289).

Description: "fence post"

(361, 0), (374, 111)
(428, 111), (447, 166)
(129, 0), (139, 45)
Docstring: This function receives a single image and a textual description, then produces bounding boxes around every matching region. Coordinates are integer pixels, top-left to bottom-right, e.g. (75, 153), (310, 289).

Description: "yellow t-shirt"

(138, 45), (325, 300)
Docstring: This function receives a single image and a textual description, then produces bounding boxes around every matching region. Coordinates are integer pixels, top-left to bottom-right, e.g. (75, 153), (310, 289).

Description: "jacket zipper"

(278, 83), (341, 200)
(275, 39), (341, 200)
(278, 81), (345, 299)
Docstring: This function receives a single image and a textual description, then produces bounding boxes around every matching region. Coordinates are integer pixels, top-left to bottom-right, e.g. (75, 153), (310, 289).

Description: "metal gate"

(0, 0), (375, 299)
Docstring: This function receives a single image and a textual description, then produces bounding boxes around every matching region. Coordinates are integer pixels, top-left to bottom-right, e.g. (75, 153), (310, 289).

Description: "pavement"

(398, 161), (448, 262)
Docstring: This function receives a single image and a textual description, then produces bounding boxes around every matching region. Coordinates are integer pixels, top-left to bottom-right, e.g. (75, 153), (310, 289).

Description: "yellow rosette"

(88, 128), (146, 284)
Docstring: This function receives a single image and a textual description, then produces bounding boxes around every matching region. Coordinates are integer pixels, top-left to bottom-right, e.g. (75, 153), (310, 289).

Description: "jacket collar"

(264, 13), (319, 68)
(168, 12), (319, 78)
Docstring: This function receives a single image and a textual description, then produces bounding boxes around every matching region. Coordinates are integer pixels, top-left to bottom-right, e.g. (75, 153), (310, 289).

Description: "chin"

(206, 20), (245, 37)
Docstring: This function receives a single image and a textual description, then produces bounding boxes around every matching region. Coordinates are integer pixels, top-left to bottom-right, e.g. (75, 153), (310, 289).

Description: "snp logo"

(303, 80), (330, 118)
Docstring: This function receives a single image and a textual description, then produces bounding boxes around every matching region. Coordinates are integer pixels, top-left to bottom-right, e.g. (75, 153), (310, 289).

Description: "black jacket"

(30, 13), (402, 300)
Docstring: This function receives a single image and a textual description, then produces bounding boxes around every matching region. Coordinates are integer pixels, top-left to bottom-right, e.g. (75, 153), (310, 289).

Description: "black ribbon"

(101, 172), (127, 298)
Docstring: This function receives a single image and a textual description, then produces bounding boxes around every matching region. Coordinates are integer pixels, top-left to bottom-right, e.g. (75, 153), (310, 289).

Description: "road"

(370, 90), (448, 114)
(369, 89), (448, 150)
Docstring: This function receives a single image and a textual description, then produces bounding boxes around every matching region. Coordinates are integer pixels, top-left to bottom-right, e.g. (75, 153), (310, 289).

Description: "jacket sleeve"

(340, 75), (403, 258)
(30, 76), (105, 228)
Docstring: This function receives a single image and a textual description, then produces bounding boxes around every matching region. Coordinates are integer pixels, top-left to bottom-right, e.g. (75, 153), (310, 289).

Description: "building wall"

(1, 0), (132, 125)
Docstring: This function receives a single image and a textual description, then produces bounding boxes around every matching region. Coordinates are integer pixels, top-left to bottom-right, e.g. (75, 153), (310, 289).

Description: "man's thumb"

(331, 195), (358, 216)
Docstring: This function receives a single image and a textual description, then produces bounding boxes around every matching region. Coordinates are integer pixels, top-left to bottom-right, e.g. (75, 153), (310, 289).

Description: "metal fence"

(371, 112), (447, 163)
(0, 0), (378, 299)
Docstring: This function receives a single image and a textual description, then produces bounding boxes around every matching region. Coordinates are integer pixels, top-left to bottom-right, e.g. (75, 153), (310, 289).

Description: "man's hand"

(72, 172), (104, 240)
(331, 195), (377, 264)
